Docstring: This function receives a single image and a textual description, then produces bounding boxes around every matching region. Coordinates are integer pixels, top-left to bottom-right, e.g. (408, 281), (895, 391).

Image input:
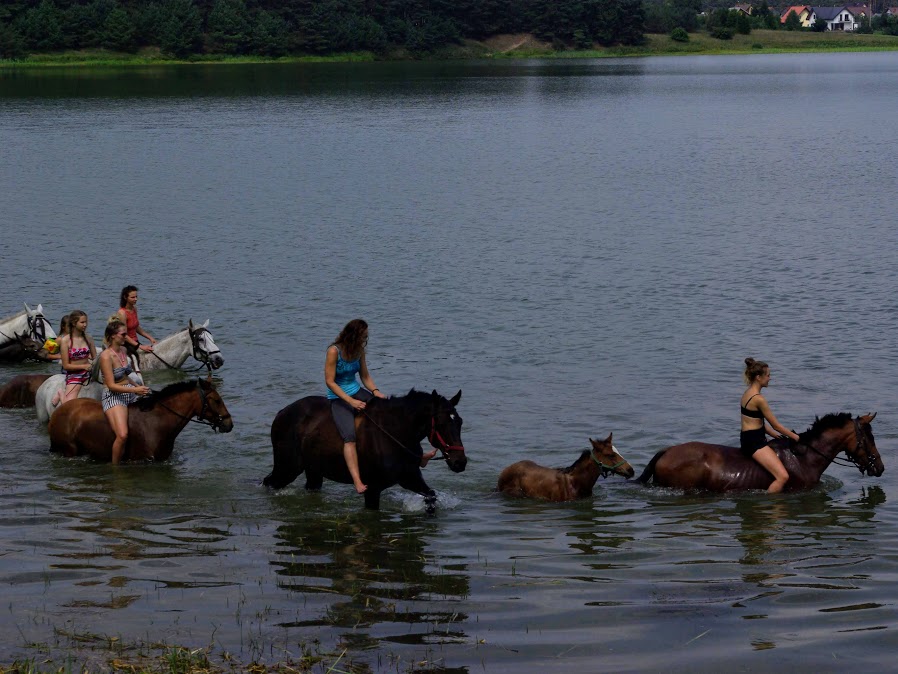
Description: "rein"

(360, 408), (463, 463)
(145, 327), (216, 372)
(795, 418), (875, 474)
(152, 382), (230, 432)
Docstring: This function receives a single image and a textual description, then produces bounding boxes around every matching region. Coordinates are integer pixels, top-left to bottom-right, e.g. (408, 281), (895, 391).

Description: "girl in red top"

(116, 285), (156, 354)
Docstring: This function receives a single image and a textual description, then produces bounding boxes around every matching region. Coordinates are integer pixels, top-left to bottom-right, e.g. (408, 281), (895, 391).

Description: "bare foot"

(51, 393), (61, 407)
(354, 482), (368, 494)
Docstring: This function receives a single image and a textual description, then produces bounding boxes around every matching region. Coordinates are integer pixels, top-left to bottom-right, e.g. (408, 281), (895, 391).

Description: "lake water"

(1, 52), (897, 672)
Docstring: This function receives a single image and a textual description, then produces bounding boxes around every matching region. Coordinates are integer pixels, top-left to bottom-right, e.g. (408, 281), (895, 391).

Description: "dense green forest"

(0, 0), (647, 59)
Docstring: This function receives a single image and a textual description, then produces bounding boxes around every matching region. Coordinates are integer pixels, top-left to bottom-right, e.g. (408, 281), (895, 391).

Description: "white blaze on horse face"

(197, 320), (224, 369)
(28, 303), (56, 340)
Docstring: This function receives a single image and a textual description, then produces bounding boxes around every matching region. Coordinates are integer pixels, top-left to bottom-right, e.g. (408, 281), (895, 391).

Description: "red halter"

(429, 416), (465, 453)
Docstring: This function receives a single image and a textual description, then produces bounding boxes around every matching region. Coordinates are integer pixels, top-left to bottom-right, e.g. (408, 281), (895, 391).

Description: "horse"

(136, 320), (224, 372)
(47, 378), (233, 462)
(0, 333), (52, 363)
(636, 413), (883, 492)
(496, 433), (634, 501)
(263, 389), (466, 513)
(0, 304), (56, 351)
(0, 374), (52, 408)
(35, 354), (141, 425)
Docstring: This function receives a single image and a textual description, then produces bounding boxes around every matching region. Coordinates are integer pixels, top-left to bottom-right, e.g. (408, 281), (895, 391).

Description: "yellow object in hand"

(44, 338), (59, 354)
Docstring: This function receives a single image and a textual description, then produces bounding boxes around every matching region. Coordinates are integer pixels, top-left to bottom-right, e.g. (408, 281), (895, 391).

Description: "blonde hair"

(743, 357), (769, 385)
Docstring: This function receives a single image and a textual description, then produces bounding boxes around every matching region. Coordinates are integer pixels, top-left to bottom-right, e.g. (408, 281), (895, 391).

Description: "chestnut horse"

(637, 413), (883, 492)
(48, 378), (233, 462)
(264, 389), (466, 513)
(0, 374), (52, 408)
(497, 433), (634, 501)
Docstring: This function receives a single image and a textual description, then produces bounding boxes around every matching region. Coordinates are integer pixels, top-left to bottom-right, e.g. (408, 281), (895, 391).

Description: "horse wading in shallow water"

(637, 413), (883, 492)
(34, 320), (223, 424)
(0, 304), (56, 356)
(0, 333), (52, 363)
(264, 389), (466, 513)
(497, 434), (634, 501)
(48, 378), (233, 462)
(0, 374), (52, 407)
(135, 320), (224, 372)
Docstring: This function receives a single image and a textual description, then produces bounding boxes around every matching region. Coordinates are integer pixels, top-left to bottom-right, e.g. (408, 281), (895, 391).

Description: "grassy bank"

(2, 31), (898, 67)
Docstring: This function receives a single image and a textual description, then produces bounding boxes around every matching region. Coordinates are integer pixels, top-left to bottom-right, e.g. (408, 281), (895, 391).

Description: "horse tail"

(263, 402), (305, 489)
(636, 449), (667, 485)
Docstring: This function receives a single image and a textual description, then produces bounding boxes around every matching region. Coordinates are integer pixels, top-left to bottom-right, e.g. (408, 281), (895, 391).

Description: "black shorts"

(330, 389), (373, 442)
(740, 428), (768, 457)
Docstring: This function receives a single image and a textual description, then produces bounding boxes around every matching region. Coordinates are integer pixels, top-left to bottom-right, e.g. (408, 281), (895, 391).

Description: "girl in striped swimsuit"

(59, 310), (96, 405)
(100, 321), (150, 464)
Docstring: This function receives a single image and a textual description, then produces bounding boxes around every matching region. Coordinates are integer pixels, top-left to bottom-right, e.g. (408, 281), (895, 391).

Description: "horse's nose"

(449, 454), (467, 473)
(219, 417), (234, 433)
(622, 463), (635, 478)
(211, 355), (224, 369)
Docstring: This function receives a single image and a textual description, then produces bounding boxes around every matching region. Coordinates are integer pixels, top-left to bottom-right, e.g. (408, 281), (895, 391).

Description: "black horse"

(264, 389), (466, 513)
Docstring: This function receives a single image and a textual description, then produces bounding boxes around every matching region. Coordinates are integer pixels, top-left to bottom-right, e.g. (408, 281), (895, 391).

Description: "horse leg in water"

(398, 469), (438, 514)
(264, 405), (307, 488)
(363, 489), (382, 510)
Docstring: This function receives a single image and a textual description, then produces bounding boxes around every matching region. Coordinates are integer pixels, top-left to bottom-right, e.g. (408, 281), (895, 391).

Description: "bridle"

(27, 311), (49, 343)
(361, 407), (465, 463)
(154, 381), (231, 432)
(147, 326), (219, 372)
(797, 418), (877, 474)
(590, 446), (628, 478)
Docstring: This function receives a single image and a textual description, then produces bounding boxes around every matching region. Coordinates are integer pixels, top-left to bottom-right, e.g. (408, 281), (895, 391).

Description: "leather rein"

(795, 418), (876, 474)
(152, 381), (231, 432)
(361, 408), (464, 463)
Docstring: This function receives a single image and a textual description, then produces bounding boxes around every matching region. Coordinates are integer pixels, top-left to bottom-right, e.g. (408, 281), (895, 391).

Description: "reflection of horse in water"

(637, 413), (883, 492)
(48, 378), (233, 462)
(264, 389), (466, 513)
(34, 321), (224, 424)
(0, 374), (52, 407)
(497, 433), (634, 501)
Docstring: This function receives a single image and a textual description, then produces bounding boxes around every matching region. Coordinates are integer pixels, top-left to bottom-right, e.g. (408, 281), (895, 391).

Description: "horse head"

(23, 303), (56, 342)
(588, 433), (635, 478)
(845, 413), (883, 477)
(198, 377), (233, 433)
(429, 389), (466, 473)
(189, 320), (224, 370)
(16, 332), (53, 362)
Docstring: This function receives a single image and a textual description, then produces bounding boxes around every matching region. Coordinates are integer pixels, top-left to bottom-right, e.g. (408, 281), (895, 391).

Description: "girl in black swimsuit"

(741, 358), (801, 494)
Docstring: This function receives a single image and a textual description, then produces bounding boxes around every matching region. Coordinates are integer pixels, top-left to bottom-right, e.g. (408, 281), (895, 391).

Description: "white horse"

(0, 303), (56, 348)
(136, 319), (224, 372)
(34, 320), (223, 424)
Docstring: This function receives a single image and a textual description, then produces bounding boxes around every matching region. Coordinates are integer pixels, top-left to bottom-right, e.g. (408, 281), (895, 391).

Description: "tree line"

(0, 0), (647, 59)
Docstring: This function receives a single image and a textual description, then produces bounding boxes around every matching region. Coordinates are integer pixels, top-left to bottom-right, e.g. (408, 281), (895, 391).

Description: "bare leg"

(343, 441), (367, 493)
(61, 383), (80, 404)
(51, 388), (61, 406)
(753, 446), (789, 493)
(105, 406), (129, 464)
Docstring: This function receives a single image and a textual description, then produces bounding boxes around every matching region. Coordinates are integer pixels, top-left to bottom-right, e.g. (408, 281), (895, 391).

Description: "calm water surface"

(1, 53), (898, 672)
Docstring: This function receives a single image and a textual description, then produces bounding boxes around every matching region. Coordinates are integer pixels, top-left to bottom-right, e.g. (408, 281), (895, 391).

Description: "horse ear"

(605, 432), (613, 444)
(202, 319), (209, 328)
(861, 412), (877, 424)
(24, 303), (32, 313)
(449, 390), (462, 406)
(188, 319), (194, 331)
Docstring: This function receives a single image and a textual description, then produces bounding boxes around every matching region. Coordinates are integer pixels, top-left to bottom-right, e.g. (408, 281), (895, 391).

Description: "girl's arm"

(758, 397), (800, 441)
(101, 351), (148, 394)
(86, 335), (97, 360)
(136, 325), (156, 344)
(359, 353), (385, 398)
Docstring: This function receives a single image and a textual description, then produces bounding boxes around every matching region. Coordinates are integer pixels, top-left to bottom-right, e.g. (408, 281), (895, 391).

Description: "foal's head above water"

(797, 412), (882, 477)
(569, 433), (635, 479)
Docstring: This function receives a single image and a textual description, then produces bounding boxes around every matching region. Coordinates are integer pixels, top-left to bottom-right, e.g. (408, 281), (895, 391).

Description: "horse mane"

(133, 380), (198, 410)
(800, 412), (853, 444)
(366, 388), (433, 414)
(561, 450), (592, 473)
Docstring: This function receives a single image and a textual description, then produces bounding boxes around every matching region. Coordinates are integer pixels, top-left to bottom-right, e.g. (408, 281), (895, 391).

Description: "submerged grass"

(2, 31), (898, 68)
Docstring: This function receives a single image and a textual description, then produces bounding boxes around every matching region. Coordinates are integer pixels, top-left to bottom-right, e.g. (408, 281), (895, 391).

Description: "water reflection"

(270, 513), (469, 647)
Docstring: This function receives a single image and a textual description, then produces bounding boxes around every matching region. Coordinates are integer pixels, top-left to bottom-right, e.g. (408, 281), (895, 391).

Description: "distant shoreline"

(3, 30), (898, 68)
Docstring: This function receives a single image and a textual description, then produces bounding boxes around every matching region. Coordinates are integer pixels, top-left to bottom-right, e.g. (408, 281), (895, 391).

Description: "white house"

(811, 6), (858, 29)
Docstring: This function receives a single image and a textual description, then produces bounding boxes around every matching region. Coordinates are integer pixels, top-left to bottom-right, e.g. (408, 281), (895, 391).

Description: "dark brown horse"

(637, 413), (883, 492)
(264, 389), (466, 513)
(48, 378), (233, 462)
(497, 433), (634, 501)
(0, 333), (51, 363)
(0, 373), (52, 407)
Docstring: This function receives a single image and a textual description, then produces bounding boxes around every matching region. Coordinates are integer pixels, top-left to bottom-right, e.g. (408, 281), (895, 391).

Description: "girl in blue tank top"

(325, 319), (387, 494)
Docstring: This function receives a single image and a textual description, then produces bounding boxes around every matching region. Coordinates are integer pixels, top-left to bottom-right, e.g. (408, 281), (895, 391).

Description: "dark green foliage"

(159, 0), (203, 56)
(710, 26), (733, 39)
(812, 17), (827, 32)
(783, 10), (801, 31)
(670, 26), (688, 41)
(0, 0), (648, 57)
(207, 0), (250, 54)
(102, 7), (136, 51)
(0, 20), (26, 58)
(736, 12), (751, 34)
